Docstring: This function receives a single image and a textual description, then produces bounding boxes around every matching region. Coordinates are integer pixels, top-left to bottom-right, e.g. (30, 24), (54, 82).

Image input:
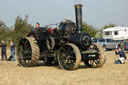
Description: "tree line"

(0, 15), (116, 46)
(0, 16), (33, 46)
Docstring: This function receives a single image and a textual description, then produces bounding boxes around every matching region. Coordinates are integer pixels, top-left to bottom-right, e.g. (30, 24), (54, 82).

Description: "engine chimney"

(74, 4), (83, 33)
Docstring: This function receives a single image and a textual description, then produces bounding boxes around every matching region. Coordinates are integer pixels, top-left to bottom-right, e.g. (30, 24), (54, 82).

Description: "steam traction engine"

(17, 4), (105, 70)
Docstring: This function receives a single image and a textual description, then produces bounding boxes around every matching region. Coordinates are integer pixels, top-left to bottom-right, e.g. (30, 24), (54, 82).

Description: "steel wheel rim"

(84, 43), (105, 68)
(58, 43), (81, 70)
(17, 38), (32, 67)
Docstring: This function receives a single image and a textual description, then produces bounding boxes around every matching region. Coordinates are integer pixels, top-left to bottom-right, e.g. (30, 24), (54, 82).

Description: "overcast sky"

(0, 0), (128, 28)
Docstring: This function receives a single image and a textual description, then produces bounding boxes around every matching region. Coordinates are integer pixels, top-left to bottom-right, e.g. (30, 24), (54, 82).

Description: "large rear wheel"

(57, 43), (81, 70)
(17, 37), (40, 67)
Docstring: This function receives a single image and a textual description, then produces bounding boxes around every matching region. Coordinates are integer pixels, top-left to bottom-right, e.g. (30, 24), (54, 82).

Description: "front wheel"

(84, 43), (105, 68)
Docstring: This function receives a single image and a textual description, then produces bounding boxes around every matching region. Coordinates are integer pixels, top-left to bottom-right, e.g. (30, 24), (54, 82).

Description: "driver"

(35, 22), (40, 30)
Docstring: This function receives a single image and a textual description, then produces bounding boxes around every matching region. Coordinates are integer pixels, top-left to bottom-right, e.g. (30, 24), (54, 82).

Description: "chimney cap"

(74, 4), (82, 8)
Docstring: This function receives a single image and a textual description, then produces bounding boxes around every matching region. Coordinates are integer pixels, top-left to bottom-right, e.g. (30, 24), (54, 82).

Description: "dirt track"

(0, 51), (128, 85)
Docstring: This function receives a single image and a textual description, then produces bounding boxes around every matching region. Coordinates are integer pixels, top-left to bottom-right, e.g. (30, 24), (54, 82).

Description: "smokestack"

(74, 4), (83, 33)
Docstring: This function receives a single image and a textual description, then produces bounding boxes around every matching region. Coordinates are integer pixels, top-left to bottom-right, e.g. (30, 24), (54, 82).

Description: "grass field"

(0, 50), (128, 85)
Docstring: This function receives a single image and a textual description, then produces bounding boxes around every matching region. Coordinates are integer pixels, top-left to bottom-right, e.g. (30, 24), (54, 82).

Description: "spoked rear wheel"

(57, 43), (81, 70)
(17, 37), (40, 67)
(84, 43), (105, 68)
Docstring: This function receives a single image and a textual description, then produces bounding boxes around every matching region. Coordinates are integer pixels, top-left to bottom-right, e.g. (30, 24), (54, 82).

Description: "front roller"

(17, 37), (40, 67)
(57, 43), (81, 70)
(84, 43), (105, 68)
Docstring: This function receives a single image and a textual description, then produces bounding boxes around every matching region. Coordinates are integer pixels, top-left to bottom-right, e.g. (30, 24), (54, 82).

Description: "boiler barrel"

(69, 33), (91, 49)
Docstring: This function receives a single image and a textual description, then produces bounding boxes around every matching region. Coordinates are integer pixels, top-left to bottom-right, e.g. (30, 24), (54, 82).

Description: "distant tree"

(0, 21), (5, 27)
(0, 20), (11, 42)
(82, 22), (97, 38)
(0, 16), (33, 46)
(103, 24), (115, 29)
(12, 15), (33, 44)
(95, 29), (103, 38)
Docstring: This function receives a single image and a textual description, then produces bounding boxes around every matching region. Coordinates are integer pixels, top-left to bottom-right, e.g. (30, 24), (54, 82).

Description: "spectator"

(115, 48), (127, 64)
(10, 40), (15, 61)
(0, 40), (7, 61)
(120, 40), (125, 50)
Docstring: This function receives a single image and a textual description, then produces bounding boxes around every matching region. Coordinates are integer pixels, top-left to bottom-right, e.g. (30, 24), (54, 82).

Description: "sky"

(0, 0), (128, 28)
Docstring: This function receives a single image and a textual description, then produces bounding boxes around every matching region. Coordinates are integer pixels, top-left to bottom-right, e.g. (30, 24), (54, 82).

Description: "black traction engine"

(17, 4), (105, 70)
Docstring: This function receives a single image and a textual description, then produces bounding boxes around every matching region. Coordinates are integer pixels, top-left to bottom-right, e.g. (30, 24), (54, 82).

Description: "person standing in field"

(120, 40), (125, 50)
(0, 40), (7, 61)
(10, 40), (15, 61)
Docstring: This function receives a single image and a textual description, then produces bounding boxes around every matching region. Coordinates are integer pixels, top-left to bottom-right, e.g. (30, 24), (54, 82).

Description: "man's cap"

(36, 22), (40, 25)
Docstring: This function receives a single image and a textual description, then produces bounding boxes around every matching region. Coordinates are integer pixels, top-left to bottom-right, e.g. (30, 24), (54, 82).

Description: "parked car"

(91, 39), (97, 43)
(92, 38), (120, 51)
